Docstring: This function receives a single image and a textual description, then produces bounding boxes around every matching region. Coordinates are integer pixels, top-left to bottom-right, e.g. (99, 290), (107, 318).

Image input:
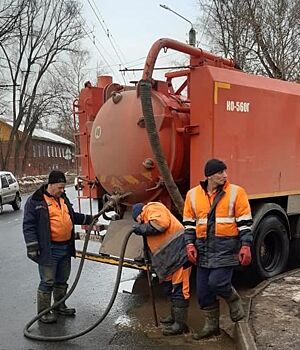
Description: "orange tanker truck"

(73, 38), (300, 280)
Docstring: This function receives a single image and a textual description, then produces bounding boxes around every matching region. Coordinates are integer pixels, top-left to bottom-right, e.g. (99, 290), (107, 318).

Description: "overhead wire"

(77, 13), (120, 79)
(82, 2), (200, 83)
(91, 0), (128, 63)
(87, 0), (127, 84)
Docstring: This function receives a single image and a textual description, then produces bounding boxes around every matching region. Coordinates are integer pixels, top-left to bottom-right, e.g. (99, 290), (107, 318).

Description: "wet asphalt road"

(0, 187), (235, 350)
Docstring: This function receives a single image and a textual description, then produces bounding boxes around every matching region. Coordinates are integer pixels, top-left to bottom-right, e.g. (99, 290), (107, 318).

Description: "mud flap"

(99, 211), (144, 262)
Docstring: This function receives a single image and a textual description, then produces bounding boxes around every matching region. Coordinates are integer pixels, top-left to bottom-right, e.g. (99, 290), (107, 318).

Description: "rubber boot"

(192, 302), (220, 340)
(224, 287), (245, 322)
(162, 299), (189, 336)
(160, 303), (174, 324)
(53, 285), (76, 316)
(37, 290), (57, 324)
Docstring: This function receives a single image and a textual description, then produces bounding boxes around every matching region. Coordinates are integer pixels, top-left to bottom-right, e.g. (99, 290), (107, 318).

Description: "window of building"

(47, 146), (50, 157)
(55, 146), (57, 157)
(33, 145), (36, 158)
(38, 145), (41, 157)
(51, 146), (54, 157)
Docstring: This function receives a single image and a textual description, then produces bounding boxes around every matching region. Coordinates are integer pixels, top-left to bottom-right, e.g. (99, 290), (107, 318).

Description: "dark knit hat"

(48, 170), (66, 184)
(132, 203), (144, 222)
(204, 159), (227, 177)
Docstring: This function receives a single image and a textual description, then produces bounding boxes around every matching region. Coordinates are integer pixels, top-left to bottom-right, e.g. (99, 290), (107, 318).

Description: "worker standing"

(132, 202), (192, 336)
(183, 159), (253, 339)
(23, 170), (94, 324)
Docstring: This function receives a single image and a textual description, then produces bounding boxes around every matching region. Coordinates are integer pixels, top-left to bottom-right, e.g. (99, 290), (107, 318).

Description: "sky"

(80, 0), (203, 84)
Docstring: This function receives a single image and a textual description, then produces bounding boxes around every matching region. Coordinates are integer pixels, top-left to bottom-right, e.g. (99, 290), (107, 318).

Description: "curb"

(234, 320), (257, 350)
(234, 267), (300, 350)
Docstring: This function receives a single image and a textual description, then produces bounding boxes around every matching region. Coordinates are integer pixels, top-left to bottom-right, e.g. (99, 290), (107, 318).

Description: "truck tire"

(0, 198), (3, 214)
(288, 216), (300, 265)
(253, 215), (289, 279)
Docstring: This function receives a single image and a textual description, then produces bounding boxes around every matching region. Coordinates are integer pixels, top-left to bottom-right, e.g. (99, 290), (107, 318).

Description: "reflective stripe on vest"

(189, 184), (240, 237)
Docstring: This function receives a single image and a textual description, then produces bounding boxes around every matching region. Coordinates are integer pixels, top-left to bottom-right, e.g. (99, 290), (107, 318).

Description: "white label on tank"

(226, 101), (250, 113)
(95, 126), (102, 139)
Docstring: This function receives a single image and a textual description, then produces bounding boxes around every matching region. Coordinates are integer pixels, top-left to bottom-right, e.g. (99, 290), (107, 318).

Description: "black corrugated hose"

(139, 79), (184, 215)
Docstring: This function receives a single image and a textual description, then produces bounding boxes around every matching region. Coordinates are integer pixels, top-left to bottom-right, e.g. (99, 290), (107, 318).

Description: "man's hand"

(239, 245), (251, 266)
(132, 223), (148, 236)
(186, 243), (197, 264)
(27, 247), (39, 261)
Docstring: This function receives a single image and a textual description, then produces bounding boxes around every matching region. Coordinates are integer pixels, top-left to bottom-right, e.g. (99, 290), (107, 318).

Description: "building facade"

(0, 119), (75, 176)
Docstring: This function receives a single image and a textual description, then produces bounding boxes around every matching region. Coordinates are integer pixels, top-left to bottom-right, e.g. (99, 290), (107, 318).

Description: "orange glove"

(186, 244), (197, 264)
(239, 245), (251, 266)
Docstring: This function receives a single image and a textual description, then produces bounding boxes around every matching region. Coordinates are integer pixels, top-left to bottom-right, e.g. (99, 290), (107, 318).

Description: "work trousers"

(38, 242), (71, 293)
(196, 266), (234, 308)
(163, 264), (192, 301)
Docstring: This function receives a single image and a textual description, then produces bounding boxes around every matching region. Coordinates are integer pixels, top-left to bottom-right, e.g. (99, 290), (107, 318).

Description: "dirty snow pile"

(18, 174), (76, 193)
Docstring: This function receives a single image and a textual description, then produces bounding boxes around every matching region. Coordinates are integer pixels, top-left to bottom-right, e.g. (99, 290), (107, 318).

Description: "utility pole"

(160, 4), (196, 47)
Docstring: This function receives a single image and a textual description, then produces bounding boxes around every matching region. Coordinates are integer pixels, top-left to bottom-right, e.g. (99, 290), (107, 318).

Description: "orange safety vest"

(141, 202), (184, 253)
(44, 194), (73, 242)
(183, 181), (252, 238)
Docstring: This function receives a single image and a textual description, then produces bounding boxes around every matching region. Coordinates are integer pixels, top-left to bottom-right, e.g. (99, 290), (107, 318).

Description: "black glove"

(133, 222), (160, 236)
(27, 244), (39, 261)
(133, 223), (148, 236)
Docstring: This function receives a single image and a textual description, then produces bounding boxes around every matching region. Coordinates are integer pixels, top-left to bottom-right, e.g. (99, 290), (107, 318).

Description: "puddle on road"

(115, 272), (235, 350)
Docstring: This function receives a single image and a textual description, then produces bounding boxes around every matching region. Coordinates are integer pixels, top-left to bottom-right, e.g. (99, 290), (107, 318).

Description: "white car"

(0, 171), (21, 214)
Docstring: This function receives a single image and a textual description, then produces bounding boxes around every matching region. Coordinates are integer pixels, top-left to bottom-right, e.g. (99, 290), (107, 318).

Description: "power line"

(87, 0), (127, 84)
(77, 13), (118, 78)
(91, 0), (128, 64)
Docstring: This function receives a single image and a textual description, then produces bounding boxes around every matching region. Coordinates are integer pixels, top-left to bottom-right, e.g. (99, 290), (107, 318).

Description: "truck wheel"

(12, 193), (21, 210)
(253, 215), (289, 279)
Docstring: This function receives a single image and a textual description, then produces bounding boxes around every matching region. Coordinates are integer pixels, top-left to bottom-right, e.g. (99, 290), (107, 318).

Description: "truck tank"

(90, 86), (190, 204)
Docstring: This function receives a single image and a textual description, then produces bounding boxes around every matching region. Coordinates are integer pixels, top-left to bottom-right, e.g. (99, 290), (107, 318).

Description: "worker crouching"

(132, 202), (192, 336)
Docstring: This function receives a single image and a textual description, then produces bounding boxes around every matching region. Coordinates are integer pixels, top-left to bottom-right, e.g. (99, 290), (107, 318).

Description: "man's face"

(48, 182), (66, 198)
(209, 169), (227, 187)
(136, 214), (142, 223)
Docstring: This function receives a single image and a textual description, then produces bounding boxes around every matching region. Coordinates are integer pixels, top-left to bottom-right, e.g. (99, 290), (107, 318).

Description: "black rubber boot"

(37, 290), (57, 324)
(160, 303), (174, 324)
(162, 299), (189, 336)
(224, 287), (245, 322)
(53, 285), (76, 316)
(192, 302), (220, 340)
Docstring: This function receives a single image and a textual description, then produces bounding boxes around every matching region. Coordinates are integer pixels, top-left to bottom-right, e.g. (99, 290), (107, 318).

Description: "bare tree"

(44, 49), (92, 141)
(0, 0), (28, 115)
(0, 0), (85, 175)
(0, 0), (27, 42)
(197, 0), (300, 80)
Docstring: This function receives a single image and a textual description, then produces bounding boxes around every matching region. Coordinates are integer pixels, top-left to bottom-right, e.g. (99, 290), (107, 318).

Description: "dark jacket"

(151, 231), (189, 280)
(23, 185), (93, 265)
(140, 202), (189, 280)
(183, 181), (253, 268)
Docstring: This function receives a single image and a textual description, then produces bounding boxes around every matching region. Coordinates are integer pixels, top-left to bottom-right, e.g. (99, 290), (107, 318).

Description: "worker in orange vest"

(23, 170), (94, 323)
(132, 202), (192, 336)
(183, 159), (253, 340)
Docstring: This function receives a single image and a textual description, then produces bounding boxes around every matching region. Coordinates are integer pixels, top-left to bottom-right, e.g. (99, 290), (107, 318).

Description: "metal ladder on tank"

(72, 98), (94, 216)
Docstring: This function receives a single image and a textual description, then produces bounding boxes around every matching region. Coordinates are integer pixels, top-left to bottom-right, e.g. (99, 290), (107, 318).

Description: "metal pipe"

(142, 38), (235, 80)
